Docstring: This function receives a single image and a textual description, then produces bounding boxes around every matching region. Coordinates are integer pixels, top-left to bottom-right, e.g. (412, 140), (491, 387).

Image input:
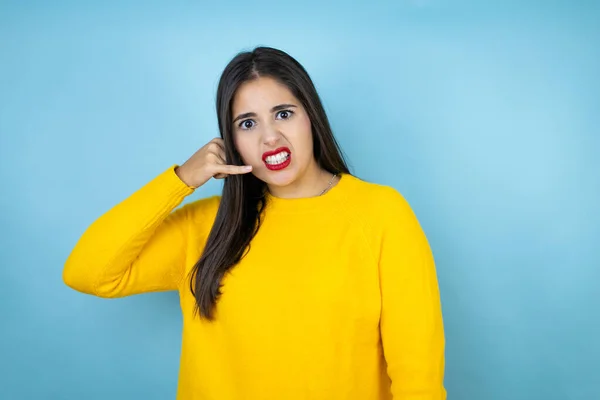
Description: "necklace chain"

(319, 173), (337, 196)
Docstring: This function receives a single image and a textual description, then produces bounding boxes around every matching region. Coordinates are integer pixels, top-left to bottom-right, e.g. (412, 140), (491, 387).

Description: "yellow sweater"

(63, 165), (446, 400)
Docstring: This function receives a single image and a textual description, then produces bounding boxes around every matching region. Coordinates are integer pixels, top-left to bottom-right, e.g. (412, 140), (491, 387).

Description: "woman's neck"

(267, 164), (336, 199)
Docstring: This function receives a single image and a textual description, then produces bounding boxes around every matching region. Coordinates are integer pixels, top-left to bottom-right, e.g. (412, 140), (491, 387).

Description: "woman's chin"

(260, 167), (298, 188)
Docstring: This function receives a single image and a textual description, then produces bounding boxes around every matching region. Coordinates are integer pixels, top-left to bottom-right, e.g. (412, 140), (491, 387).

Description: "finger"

(210, 138), (226, 152)
(213, 150), (227, 165)
(205, 147), (226, 165)
(208, 142), (227, 162)
(214, 164), (253, 176)
(208, 143), (225, 157)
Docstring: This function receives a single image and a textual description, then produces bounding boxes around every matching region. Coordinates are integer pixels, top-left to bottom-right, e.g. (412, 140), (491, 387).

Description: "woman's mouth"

(263, 147), (292, 171)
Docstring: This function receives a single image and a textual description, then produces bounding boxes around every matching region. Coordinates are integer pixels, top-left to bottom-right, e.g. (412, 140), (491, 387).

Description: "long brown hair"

(189, 46), (351, 319)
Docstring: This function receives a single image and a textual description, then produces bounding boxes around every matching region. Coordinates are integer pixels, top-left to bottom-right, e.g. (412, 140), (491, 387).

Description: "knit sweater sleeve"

(377, 187), (447, 399)
(63, 165), (210, 298)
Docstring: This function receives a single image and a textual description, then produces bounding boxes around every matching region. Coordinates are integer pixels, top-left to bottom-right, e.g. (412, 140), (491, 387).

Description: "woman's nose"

(262, 124), (282, 146)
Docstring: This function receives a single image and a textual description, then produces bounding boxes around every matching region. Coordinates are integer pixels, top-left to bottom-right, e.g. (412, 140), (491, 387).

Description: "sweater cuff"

(163, 164), (197, 196)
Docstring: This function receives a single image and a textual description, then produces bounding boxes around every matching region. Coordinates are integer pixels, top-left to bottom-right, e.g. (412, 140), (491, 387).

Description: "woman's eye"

(239, 119), (255, 130)
(276, 110), (294, 120)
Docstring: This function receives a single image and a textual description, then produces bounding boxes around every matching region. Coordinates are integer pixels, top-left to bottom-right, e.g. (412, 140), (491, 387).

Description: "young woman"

(64, 46), (446, 400)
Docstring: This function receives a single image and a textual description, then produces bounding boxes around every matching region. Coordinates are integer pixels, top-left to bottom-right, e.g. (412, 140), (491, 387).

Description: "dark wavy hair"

(189, 46), (350, 319)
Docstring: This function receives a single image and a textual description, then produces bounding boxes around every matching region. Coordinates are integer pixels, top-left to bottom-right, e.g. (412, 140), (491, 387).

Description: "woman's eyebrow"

(233, 112), (256, 123)
(233, 104), (297, 123)
(270, 103), (297, 112)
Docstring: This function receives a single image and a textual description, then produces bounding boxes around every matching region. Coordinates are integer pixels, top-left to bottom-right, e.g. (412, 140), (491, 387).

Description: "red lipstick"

(262, 147), (291, 171)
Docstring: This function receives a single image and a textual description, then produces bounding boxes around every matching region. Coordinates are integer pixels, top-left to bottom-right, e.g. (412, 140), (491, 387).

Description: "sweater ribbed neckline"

(263, 173), (352, 214)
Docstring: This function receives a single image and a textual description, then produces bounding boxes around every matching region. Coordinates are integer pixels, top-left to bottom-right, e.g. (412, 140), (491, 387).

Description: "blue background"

(1, 1), (598, 399)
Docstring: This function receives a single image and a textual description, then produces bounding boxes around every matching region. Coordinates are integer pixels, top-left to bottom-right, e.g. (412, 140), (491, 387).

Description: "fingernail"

(244, 166), (252, 170)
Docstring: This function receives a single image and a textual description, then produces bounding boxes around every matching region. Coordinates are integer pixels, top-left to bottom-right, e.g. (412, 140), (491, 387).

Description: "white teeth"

(265, 152), (289, 165)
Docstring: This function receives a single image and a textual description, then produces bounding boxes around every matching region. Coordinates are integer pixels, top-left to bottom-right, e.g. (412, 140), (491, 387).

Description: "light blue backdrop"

(1, 1), (598, 399)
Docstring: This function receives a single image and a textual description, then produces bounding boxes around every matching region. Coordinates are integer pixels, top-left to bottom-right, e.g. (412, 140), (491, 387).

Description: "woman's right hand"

(175, 138), (253, 189)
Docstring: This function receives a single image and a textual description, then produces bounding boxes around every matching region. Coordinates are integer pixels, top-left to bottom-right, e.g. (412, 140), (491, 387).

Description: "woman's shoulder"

(340, 174), (425, 237)
(181, 195), (222, 224)
(341, 174), (425, 240)
(343, 174), (411, 216)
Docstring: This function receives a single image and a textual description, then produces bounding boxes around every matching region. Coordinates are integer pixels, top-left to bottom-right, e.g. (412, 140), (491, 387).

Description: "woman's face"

(231, 76), (317, 189)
